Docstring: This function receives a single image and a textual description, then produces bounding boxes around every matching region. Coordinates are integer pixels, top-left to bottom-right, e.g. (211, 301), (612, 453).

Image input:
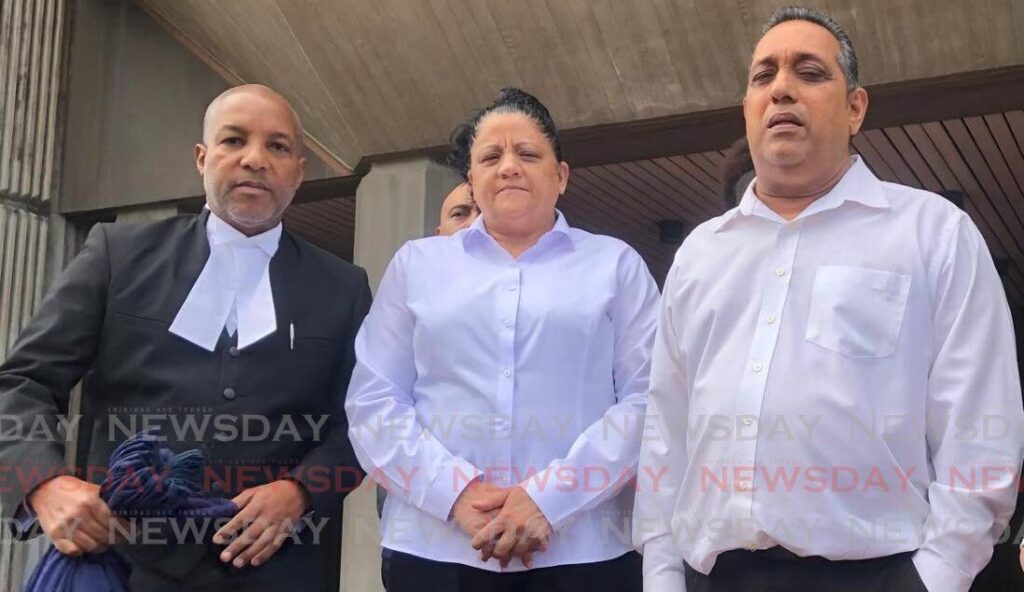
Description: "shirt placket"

(493, 263), (521, 487)
(730, 222), (801, 540)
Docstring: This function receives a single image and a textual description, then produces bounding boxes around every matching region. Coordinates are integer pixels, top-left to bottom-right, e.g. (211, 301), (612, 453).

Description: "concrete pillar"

(353, 157), (461, 289)
(340, 156), (461, 592)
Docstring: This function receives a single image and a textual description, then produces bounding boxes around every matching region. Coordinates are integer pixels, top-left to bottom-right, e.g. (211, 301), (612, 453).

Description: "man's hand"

(470, 486), (551, 568)
(1019, 547), (1024, 573)
(213, 480), (310, 568)
(28, 475), (119, 557)
(450, 481), (509, 538)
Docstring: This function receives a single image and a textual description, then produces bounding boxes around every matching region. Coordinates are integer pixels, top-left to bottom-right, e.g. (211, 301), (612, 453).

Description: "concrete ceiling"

(135, 0), (1024, 172)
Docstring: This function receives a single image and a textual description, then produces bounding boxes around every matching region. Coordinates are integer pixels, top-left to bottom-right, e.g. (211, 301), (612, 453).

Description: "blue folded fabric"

(24, 431), (238, 591)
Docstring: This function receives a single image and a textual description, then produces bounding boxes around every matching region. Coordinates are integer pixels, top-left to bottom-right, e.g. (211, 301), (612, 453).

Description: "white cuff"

(912, 547), (973, 592)
(641, 534), (687, 592)
(418, 456), (482, 522)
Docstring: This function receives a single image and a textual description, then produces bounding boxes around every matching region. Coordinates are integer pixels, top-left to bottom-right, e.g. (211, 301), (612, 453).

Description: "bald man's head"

(436, 183), (479, 236)
(196, 84), (306, 235)
(202, 84), (304, 151)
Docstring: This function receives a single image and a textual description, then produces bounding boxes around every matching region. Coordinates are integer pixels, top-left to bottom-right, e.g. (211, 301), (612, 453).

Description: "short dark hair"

(447, 87), (563, 180)
(761, 6), (860, 91)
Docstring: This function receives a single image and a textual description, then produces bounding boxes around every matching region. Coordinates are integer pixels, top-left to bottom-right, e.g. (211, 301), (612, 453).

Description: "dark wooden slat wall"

(283, 112), (1024, 303)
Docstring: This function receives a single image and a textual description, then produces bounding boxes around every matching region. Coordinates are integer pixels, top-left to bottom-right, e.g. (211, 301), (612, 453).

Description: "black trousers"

(384, 549), (642, 592)
(685, 547), (928, 592)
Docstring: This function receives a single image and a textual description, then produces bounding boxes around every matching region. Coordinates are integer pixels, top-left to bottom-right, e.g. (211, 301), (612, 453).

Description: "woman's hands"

(469, 486), (552, 569)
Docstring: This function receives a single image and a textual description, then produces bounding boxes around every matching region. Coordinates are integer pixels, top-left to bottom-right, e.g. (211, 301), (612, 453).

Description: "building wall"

(60, 0), (227, 213)
(0, 0), (72, 587)
(60, 0), (339, 215)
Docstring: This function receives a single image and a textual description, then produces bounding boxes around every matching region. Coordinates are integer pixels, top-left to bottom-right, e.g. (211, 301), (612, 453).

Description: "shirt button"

(736, 481), (751, 492)
(742, 417), (755, 426)
(502, 369), (511, 378)
(504, 320), (513, 328)
(765, 315), (776, 324)
(775, 267), (786, 277)
(507, 285), (517, 292)
(752, 362), (764, 373)
(747, 542), (758, 551)
(223, 387), (237, 400)
(228, 346), (240, 357)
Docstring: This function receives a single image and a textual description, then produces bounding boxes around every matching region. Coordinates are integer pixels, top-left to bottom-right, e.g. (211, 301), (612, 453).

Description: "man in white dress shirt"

(634, 6), (1024, 592)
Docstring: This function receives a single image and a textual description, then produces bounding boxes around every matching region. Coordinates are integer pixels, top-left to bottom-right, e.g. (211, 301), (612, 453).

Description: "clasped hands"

(451, 481), (553, 568)
(32, 476), (308, 569)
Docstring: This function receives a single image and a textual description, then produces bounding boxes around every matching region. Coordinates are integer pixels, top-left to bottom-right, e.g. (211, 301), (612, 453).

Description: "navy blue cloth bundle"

(24, 431), (238, 591)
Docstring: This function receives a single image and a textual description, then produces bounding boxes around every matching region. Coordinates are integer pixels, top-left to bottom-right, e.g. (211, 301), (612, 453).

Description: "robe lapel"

(163, 209), (212, 323)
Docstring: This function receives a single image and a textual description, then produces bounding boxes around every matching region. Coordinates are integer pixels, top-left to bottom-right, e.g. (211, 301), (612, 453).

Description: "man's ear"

(296, 156), (307, 187)
(557, 161), (570, 195)
(195, 144), (207, 176)
(847, 87), (869, 136)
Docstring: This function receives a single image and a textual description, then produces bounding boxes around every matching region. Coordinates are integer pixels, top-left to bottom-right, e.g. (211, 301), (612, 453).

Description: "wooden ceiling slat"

(634, 159), (722, 219)
(573, 168), (673, 230)
(861, 129), (921, 188)
(903, 125), (1022, 297)
(1006, 111), (1024, 154)
(299, 202), (355, 227)
(963, 116), (1024, 228)
(561, 182), (666, 251)
(851, 135), (899, 182)
(559, 196), (674, 277)
(883, 127), (944, 193)
(616, 161), (718, 223)
(700, 150), (727, 168)
(561, 188), (663, 249)
(921, 121), (1024, 264)
(669, 155), (722, 197)
(984, 114), (1024, 206)
(655, 157), (725, 212)
(903, 124), (962, 190)
(285, 213), (343, 239)
(284, 224), (352, 256)
(559, 186), (659, 247)
(602, 163), (709, 224)
(944, 119), (1024, 233)
(588, 165), (685, 224)
(688, 152), (724, 185)
(287, 207), (351, 232)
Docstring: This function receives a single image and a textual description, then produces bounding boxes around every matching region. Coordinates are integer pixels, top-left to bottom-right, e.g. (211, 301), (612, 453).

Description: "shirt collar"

(460, 209), (574, 251)
(714, 156), (889, 233)
(205, 206), (282, 257)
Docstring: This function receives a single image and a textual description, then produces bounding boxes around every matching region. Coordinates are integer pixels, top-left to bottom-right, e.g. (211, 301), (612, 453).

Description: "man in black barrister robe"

(0, 84), (371, 591)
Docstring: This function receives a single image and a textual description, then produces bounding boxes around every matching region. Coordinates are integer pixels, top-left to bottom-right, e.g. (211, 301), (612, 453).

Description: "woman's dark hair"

(447, 87), (563, 180)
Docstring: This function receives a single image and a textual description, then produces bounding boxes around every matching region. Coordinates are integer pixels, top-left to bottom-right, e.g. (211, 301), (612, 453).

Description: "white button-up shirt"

(346, 211), (660, 571)
(634, 158), (1024, 592)
(169, 209), (280, 351)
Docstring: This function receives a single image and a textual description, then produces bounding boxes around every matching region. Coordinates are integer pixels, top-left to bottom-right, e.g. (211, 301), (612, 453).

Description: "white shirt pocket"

(805, 265), (912, 358)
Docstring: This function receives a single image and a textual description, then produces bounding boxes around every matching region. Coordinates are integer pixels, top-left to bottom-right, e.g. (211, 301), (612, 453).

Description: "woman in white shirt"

(346, 88), (660, 591)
